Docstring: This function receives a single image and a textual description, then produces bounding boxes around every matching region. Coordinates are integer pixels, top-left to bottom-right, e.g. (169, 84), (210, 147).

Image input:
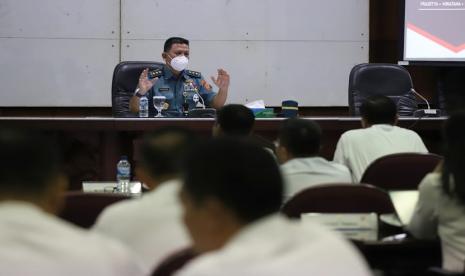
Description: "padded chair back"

(360, 153), (443, 190)
(112, 61), (164, 117)
(152, 247), (198, 276)
(349, 63), (418, 116)
(282, 183), (395, 219)
(59, 191), (131, 228)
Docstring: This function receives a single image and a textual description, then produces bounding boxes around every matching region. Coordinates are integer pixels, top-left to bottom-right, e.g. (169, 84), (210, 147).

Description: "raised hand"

(211, 69), (230, 91)
(138, 68), (158, 94)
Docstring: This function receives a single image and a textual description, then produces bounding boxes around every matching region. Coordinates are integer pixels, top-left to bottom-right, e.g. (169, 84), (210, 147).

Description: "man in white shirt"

(276, 118), (352, 199)
(93, 128), (194, 273)
(334, 95), (428, 182)
(0, 129), (143, 276)
(176, 138), (371, 276)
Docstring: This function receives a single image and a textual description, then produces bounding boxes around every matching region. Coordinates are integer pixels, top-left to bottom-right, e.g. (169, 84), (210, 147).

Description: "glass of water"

(153, 96), (166, 117)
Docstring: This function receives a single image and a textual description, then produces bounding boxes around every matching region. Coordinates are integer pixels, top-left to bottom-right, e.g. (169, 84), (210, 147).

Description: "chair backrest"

(59, 191), (131, 228)
(152, 247), (198, 276)
(348, 63), (418, 116)
(360, 153), (442, 190)
(281, 183), (395, 219)
(112, 61), (164, 117)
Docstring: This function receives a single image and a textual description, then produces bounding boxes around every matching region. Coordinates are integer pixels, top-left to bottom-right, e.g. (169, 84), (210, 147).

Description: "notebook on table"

(388, 190), (419, 226)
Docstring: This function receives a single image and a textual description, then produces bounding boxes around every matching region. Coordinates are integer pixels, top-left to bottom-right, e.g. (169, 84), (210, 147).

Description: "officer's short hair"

(360, 95), (397, 125)
(164, 37), (189, 52)
(0, 128), (62, 196)
(182, 138), (283, 223)
(140, 127), (197, 177)
(278, 118), (321, 157)
(216, 104), (255, 136)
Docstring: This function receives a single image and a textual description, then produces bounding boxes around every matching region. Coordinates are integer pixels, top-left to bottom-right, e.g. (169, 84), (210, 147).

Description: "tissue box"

(251, 108), (275, 118)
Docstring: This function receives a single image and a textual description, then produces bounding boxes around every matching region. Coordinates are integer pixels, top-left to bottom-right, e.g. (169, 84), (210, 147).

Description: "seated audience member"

(333, 95), (428, 182)
(212, 104), (255, 137)
(0, 129), (143, 275)
(212, 104), (275, 151)
(276, 118), (351, 199)
(93, 128), (195, 273)
(408, 112), (465, 272)
(176, 138), (371, 276)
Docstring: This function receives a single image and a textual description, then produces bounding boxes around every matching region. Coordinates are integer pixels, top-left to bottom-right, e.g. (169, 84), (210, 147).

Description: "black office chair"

(360, 153), (443, 190)
(281, 183), (396, 219)
(348, 63), (418, 116)
(111, 61), (164, 117)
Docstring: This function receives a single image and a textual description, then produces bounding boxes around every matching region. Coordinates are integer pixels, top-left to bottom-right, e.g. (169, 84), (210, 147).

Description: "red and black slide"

(404, 0), (465, 61)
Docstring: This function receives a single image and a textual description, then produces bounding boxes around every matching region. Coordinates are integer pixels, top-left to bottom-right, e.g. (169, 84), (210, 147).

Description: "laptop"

(301, 213), (378, 241)
(388, 190), (419, 226)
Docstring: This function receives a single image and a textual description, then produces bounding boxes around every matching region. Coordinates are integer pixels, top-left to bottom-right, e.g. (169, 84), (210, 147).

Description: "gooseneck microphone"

(193, 88), (206, 109)
(189, 88), (216, 118)
(411, 88), (441, 117)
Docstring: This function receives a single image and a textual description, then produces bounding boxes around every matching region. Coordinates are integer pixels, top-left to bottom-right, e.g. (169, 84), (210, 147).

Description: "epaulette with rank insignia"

(148, 68), (163, 79)
(185, 70), (202, 78)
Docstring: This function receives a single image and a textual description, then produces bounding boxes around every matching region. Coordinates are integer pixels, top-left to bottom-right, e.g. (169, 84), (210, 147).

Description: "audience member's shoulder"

(94, 193), (157, 229)
(45, 215), (145, 274)
(272, 217), (371, 274)
(329, 161), (351, 172)
(178, 216), (369, 275)
(94, 197), (140, 226)
(94, 180), (182, 229)
(53, 215), (126, 253)
(84, 231), (146, 274)
(419, 172), (442, 191)
(416, 173), (444, 207)
(395, 125), (422, 135)
(340, 128), (368, 140)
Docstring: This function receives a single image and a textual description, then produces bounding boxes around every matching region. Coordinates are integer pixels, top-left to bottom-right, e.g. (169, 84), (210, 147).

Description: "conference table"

(0, 116), (446, 190)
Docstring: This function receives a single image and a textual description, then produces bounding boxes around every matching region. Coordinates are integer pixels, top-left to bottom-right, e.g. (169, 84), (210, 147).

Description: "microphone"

(193, 88), (206, 109)
(188, 89), (216, 118)
(182, 82), (216, 118)
(411, 88), (441, 117)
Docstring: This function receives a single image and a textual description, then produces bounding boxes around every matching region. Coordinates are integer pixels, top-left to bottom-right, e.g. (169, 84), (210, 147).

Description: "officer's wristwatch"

(134, 88), (145, 98)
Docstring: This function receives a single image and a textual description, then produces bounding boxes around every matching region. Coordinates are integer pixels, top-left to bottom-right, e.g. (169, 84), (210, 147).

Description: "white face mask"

(168, 55), (189, 72)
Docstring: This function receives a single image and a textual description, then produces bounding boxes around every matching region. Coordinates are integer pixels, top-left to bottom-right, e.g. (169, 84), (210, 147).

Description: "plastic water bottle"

(116, 156), (131, 193)
(139, 95), (149, 118)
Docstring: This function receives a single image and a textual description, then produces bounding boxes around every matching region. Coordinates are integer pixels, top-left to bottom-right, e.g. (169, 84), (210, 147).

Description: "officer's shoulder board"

(185, 70), (202, 78)
(148, 68), (163, 79)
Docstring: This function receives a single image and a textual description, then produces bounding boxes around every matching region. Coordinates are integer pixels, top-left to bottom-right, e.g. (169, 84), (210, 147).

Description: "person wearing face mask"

(129, 37), (230, 117)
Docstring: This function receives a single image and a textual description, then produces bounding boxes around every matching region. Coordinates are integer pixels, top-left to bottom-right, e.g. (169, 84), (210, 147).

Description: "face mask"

(168, 55), (189, 72)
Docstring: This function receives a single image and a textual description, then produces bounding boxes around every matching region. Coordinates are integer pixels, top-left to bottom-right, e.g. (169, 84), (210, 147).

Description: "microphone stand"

(411, 89), (441, 117)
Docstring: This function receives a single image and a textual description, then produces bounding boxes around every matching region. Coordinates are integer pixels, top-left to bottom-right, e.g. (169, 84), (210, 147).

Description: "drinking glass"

(153, 96), (166, 117)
